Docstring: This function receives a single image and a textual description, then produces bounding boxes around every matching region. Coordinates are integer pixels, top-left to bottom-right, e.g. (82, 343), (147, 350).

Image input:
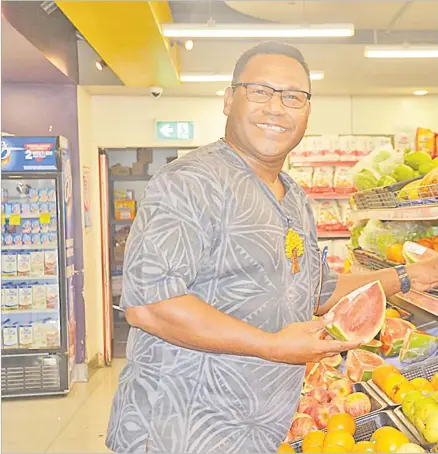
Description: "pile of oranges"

(386, 237), (438, 264)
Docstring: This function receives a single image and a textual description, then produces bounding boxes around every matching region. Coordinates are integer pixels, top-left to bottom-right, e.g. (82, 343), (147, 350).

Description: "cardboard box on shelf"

(114, 200), (136, 221)
(111, 164), (131, 176)
(137, 148), (153, 164)
(131, 162), (146, 176)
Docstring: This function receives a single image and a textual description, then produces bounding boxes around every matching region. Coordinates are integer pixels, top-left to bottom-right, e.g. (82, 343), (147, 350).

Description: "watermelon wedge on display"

(345, 349), (385, 382)
(399, 330), (438, 365)
(380, 318), (416, 357)
(325, 281), (386, 344)
(303, 362), (345, 393)
(322, 354), (342, 368)
(359, 339), (383, 354)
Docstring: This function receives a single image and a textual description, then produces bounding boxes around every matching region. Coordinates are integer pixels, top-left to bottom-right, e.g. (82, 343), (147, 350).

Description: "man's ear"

(223, 87), (234, 117)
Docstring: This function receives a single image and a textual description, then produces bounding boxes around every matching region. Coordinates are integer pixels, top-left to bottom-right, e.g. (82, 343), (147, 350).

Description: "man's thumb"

(310, 312), (334, 330)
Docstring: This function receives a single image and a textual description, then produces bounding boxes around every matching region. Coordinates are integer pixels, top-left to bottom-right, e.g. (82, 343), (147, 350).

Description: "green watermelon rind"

(359, 340), (383, 354)
(325, 281), (386, 343)
(399, 330), (438, 364)
(346, 350), (385, 382)
(381, 338), (405, 357)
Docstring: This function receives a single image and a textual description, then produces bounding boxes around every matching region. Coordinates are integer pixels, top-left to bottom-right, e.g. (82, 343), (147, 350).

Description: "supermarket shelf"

(109, 175), (151, 182)
(317, 230), (350, 239)
(291, 161), (357, 167)
(4, 213), (43, 219)
(111, 219), (134, 225)
(308, 193), (353, 200)
(2, 276), (58, 282)
(351, 204), (438, 221)
(2, 309), (58, 315)
(2, 244), (57, 251)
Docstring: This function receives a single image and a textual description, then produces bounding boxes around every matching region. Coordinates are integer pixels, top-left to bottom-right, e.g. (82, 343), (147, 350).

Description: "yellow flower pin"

(285, 228), (304, 274)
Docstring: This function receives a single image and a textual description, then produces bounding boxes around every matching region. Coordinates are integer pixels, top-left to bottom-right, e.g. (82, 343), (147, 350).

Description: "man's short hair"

(232, 41), (311, 90)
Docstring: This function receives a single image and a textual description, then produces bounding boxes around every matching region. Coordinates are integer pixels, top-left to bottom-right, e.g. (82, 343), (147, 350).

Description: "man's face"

(224, 53), (311, 162)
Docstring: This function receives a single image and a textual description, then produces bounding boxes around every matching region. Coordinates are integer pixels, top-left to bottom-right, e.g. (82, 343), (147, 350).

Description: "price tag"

(1, 214), (5, 225)
(40, 213), (51, 224)
(9, 214), (21, 226)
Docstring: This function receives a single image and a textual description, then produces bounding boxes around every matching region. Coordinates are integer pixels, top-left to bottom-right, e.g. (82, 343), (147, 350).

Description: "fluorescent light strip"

(365, 45), (438, 58)
(181, 71), (324, 83)
(162, 23), (355, 39)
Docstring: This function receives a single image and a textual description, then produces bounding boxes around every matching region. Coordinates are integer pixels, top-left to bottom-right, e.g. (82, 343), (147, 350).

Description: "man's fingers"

(320, 339), (361, 354)
(307, 312), (334, 332)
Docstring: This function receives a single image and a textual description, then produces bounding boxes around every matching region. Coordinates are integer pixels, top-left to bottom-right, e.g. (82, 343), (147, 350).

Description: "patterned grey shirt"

(106, 140), (338, 454)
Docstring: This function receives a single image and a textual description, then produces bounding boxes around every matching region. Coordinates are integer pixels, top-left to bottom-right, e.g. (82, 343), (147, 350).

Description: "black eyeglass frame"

(232, 82), (312, 108)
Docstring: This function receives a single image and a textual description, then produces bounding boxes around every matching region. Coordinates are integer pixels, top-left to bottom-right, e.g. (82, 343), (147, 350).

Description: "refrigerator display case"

(1, 136), (76, 398)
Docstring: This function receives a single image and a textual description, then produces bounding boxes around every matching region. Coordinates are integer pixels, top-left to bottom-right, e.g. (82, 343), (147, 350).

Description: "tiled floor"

(2, 359), (126, 453)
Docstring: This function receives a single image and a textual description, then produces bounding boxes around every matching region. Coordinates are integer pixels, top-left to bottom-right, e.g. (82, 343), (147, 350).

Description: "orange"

(371, 427), (405, 444)
(278, 442), (295, 453)
(416, 238), (434, 250)
(372, 365), (400, 388)
(327, 413), (356, 436)
(353, 441), (375, 453)
(323, 445), (347, 453)
(303, 431), (326, 452)
(391, 381), (416, 404)
(323, 430), (355, 452)
(303, 447), (322, 453)
(385, 308), (401, 319)
(374, 430), (409, 452)
(382, 373), (408, 396)
(386, 243), (406, 264)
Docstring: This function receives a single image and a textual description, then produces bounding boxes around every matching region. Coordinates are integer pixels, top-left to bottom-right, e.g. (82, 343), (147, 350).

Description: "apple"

(424, 411), (438, 444)
(297, 396), (319, 416)
(396, 443), (425, 453)
(330, 396), (346, 413)
(344, 392), (371, 418)
(328, 379), (354, 400)
(311, 404), (339, 430)
(414, 397), (438, 423)
(402, 390), (425, 421)
(309, 387), (331, 404)
(288, 413), (317, 441)
(431, 372), (438, 391)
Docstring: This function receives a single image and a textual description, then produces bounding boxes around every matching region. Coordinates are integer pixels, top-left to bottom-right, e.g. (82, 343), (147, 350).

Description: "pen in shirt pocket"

(321, 246), (328, 265)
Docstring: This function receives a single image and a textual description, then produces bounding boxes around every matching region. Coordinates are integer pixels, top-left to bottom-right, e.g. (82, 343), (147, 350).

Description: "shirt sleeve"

(120, 169), (215, 309)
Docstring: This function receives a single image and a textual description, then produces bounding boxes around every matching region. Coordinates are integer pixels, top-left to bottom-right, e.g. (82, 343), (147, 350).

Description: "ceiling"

(85, 0), (438, 97)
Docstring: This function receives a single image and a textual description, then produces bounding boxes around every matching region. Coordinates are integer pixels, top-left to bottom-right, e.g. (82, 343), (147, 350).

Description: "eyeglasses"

(232, 83), (312, 109)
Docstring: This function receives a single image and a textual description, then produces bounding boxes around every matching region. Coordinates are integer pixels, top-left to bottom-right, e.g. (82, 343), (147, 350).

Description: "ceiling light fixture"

(413, 90), (429, 96)
(365, 45), (438, 58)
(162, 23), (355, 39)
(181, 71), (324, 83)
(216, 90), (225, 96)
(184, 40), (194, 51)
(95, 60), (106, 71)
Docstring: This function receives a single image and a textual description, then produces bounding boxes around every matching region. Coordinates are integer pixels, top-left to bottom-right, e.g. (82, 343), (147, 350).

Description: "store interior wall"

(1, 82), (87, 366)
(91, 95), (438, 148)
(77, 86), (104, 366)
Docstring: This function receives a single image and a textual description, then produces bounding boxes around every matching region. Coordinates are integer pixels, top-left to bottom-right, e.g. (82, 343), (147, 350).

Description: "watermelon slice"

(399, 330), (438, 365)
(325, 281), (386, 343)
(359, 339), (383, 354)
(322, 354), (342, 368)
(303, 362), (346, 393)
(380, 318), (416, 357)
(346, 349), (385, 382)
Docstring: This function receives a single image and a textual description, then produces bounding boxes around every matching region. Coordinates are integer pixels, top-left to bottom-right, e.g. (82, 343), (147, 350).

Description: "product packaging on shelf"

(30, 251), (45, 276)
(18, 285), (33, 310)
(19, 323), (33, 349)
(334, 167), (355, 194)
(32, 284), (47, 310)
(3, 320), (18, 349)
(4, 287), (19, 311)
(2, 252), (17, 277)
(312, 167), (334, 193)
(317, 201), (343, 231)
(288, 167), (313, 193)
(114, 200), (136, 221)
(44, 251), (58, 275)
(17, 252), (31, 276)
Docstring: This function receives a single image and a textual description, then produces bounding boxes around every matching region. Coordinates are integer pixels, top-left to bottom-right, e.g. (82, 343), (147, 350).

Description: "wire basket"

(352, 248), (395, 271)
(368, 356), (438, 407)
(353, 176), (438, 210)
(394, 407), (437, 450)
(290, 411), (423, 452)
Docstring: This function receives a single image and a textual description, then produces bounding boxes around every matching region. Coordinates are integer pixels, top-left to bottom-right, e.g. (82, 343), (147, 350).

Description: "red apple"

(311, 404), (340, 430)
(288, 413), (317, 441)
(344, 392), (371, 418)
(297, 396), (319, 416)
(309, 387), (331, 404)
(331, 396), (346, 413)
(328, 378), (354, 400)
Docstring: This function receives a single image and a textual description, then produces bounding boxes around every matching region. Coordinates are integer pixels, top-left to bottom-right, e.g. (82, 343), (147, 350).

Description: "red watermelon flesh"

(380, 318), (416, 357)
(325, 281), (386, 344)
(346, 349), (385, 382)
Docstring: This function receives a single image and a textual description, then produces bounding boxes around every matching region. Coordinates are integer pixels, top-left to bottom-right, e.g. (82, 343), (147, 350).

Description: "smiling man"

(106, 42), (438, 454)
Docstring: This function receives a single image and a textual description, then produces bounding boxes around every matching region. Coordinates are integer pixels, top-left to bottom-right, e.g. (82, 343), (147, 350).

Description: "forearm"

(125, 293), (274, 359)
(316, 262), (425, 315)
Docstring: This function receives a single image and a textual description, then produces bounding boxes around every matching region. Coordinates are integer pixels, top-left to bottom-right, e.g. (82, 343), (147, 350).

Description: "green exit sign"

(156, 121), (194, 140)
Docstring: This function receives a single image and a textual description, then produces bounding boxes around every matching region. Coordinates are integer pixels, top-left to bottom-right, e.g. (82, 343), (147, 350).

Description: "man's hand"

(264, 313), (360, 365)
(408, 253), (438, 292)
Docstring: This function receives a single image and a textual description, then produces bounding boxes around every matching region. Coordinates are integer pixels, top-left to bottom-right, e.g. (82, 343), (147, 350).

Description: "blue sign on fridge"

(1, 136), (58, 172)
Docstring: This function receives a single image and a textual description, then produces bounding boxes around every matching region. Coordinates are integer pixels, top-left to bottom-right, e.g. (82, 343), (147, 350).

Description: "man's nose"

(263, 92), (286, 115)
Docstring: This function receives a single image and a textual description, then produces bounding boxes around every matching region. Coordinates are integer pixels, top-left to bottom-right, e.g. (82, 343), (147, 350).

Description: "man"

(106, 42), (438, 453)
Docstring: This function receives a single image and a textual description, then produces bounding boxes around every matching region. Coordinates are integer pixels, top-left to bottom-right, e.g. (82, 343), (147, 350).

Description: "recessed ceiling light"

(216, 90), (225, 96)
(413, 90), (428, 96)
(95, 60), (106, 71)
(184, 40), (194, 51)
(365, 45), (438, 58)
(162, 23), (355, 38)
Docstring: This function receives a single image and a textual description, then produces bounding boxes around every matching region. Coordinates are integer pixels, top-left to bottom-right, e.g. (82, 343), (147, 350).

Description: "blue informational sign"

(1, 136), (59, 172)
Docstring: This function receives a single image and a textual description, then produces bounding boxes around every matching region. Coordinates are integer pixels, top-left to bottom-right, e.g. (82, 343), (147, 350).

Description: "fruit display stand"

(395, 407), (437, 451)
(291, 410), (422, 453)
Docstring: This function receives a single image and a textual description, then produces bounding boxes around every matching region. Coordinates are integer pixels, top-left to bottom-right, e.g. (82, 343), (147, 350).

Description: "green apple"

(424, 412), (438, 443)
(414, 397), (438, 423)
(430, 391), (438, 403)
(396, 443), (425, 453)
(403, 390), (425, 421)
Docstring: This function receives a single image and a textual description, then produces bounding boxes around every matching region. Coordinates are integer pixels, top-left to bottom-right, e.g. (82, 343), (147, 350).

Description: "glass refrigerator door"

(1, 178), (61, 352)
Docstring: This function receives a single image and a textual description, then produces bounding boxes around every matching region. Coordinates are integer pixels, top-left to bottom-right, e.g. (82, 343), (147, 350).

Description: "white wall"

(77, 86), (104, 365)
(91, 95), (438, 148)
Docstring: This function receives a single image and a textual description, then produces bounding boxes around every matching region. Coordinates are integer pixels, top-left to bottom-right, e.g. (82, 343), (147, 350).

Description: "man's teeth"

(257, 124), (286, 133)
